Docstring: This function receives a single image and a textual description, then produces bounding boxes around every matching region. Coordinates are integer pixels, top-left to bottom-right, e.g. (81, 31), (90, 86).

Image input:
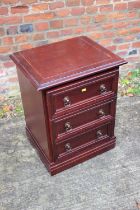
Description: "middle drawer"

(50, 99), (116, 142)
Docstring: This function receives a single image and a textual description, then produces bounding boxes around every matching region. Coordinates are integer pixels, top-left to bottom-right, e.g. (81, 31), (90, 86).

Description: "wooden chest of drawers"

(10, 36), (127, 175)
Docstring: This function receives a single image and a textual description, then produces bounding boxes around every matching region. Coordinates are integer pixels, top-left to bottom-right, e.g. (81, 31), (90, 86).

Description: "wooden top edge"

(37, 59), (127, 91)
(10, 36), (127, 91)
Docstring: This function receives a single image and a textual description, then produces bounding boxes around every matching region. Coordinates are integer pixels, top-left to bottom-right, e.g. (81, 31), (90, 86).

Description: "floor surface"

(0, 96), (140, 210)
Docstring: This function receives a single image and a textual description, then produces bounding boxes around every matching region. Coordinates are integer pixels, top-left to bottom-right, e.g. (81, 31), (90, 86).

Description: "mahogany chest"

(10, 36), (127, 175)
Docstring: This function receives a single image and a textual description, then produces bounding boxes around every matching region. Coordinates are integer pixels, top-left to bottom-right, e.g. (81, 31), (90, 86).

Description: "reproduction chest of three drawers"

(10, 36), (127, 175)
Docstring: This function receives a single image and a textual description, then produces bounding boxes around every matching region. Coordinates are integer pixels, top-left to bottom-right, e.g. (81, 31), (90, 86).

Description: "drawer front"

(47, 70), (119, 118)
(55, 122), (114, 160)
(51, 99), (116, 141)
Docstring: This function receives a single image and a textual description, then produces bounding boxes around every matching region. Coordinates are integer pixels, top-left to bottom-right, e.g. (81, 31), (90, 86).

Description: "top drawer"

(47, 69), (119, 118)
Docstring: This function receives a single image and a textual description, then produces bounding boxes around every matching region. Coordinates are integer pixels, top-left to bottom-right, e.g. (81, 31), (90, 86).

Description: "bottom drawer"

(55, 122), (114, 160)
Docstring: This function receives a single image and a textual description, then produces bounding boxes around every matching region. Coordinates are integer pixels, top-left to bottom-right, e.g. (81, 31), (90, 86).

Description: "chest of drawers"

(10, 36), (127, 175)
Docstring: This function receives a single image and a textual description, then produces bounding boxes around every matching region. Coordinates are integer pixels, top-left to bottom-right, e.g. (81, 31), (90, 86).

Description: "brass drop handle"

(100, 84), (107, 93)
(63, 96), (71, 107)
(65, 143), (72, 151)
(99, 109), (105, 117)
(97, 130), (103, 138)
(65, 122), (72, 131)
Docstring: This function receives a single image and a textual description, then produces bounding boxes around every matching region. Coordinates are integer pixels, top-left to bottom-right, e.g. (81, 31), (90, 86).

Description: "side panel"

(17, 68), (52, 161)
